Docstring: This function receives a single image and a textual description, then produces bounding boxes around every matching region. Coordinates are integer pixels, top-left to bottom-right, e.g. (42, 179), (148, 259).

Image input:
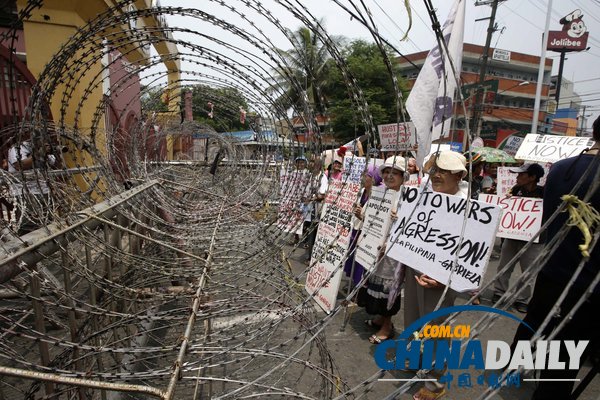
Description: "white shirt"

(7, 142), (55, 195)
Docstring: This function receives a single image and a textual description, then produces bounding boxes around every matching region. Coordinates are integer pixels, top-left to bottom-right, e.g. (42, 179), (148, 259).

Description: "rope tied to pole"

(561, 194), (600, 258)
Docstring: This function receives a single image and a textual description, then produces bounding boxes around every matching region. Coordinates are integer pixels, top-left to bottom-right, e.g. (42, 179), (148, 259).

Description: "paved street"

(284, 242), (600, 400)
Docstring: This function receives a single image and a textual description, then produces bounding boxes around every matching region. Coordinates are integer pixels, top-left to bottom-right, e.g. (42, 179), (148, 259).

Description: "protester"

(463, 151), (484, 200)
(344, 163), (383, 286)
(493, 163), (545, 313)
(511, 116), (600, 399)
(356, 156), (406, 344)
(292, 155), (310, 245)
(7, 138), (59, 234)
(397, 151), (467, 400)
(481, 162), (499, 194)
(407, 157), (419, 175)
(301, 158), (328, 262)
(327, 148), (346, 181)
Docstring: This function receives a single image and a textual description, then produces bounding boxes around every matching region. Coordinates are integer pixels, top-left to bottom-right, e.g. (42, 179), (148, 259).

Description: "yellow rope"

(561, 194), (600, 258)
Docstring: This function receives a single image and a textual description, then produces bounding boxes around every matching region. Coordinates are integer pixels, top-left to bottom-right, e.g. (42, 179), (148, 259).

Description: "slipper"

(364, 319), (382, 329)
(368, 330), (395, 344)
(413, 387), (446, 400)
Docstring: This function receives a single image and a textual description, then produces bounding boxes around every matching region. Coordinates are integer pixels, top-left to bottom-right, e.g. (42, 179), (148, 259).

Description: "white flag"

(405, 0), (465, 168)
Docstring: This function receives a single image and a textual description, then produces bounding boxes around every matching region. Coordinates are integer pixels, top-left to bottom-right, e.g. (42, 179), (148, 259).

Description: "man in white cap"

(493, 162), (545, 313)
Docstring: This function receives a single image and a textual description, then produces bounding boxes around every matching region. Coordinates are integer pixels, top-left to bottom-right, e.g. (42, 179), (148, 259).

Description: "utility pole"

(578, 105), (587, 136)
(470, 0), (502, 139)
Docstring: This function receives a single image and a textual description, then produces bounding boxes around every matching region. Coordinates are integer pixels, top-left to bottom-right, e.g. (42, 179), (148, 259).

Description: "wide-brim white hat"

(425, 151), (467, 178)
(378, 156), (407, 174)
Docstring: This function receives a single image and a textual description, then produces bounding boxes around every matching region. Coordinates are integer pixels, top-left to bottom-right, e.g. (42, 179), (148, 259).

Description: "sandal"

(364, 319), (382, 329)
(413, 387), (446, 400)
(368, 330), (395, 344)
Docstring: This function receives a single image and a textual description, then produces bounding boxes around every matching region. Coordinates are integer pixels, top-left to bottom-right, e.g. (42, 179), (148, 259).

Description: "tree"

(188, 85), (249, 132)
(140, 85), (169, 113)
(323, 40), (408, 143)
(270, 22), (343, 114)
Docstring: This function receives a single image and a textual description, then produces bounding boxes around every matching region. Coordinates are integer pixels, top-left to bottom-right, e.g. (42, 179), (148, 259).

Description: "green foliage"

(140, 85), (168, 113)
(187, 85), (249, 132)
(270, 21), (343, 114)
(324, 39), (408, 143)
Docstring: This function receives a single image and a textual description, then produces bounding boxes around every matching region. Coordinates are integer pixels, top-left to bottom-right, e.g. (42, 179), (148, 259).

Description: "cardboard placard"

(305, 156), (364, 313)
(378, 122), (416, 151)
(479, 194), (543, 242)
(277, 169), (311, 233)
(496, 165), (550, 196)
(515, 134), (594, 163)
(355, 186), (400, 271)
(387, 187), (502, 292)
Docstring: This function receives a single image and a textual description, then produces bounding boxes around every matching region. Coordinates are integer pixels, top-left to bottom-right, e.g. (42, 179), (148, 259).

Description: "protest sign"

(305, 156), (364, 312)
(515, 134), (594, 163)
(355, 186), (400, 271)
(404, 173), (421, 187)
(496, 165), (550, 196)
(378, 122), (416, 151)
(500, 136), (523, 157)
(276, 169), (311, 233)
(387, 187), (502, 292)
(478, 194), (543, 242)
(495, 167), (516, 196)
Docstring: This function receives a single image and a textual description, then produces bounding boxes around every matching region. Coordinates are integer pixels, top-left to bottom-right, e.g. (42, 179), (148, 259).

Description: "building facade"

(398, 43), (554, 147)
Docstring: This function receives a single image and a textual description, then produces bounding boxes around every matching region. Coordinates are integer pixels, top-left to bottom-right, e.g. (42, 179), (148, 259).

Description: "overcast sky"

(159, 0), (600, 125)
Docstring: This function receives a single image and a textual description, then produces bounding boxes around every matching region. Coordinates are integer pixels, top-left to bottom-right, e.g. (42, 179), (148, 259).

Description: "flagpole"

(531, 0), (553, 135)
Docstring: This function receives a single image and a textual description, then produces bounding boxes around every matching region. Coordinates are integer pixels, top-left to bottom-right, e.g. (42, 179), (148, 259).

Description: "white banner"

(387, 187), (501, 292)
(305, 156), (364, 313)
(478, 194), (543, 242)
(406, 0), (465, 168)
(277, 169), (311, 233)
(377, 122), (416, 151)
(355, 186), (400, 271)
(515, 134), (594, 163)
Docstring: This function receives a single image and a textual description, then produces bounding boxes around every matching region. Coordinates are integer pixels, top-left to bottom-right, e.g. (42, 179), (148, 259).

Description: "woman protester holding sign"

(395, 151), (468, 400)
(343, 162), (382, 286)
(356, 156), (406, 344)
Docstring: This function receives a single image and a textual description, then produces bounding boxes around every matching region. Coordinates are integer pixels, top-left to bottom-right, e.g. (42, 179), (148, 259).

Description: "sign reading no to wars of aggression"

(305, 156), (365, 313)
(377, 122), (416, 151)
(355, 186), (400, 272)
(514, 134), (594, 164)
(387, 187), (502, 292)
(479, 194), (543, 242)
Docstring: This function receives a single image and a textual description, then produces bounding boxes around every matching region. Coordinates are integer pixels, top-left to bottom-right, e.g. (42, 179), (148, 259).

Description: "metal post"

(30, 267), (54, 396)
(165, 203), (225, 400)
(86, 244), (107, 400)
(532, 0), (554, 135)
(61, 249), (86, 400)
(471, 0), (500, 138)
(555, 51), (566, 103)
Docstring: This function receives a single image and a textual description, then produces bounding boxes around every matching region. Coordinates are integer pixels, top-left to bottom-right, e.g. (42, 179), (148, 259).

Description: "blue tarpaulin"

(192, 130), (279, 142)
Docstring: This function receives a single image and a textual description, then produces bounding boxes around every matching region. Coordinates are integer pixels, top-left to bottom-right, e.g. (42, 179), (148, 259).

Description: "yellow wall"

(17, 0), (181, 196)
(16, 1), (116, 199)
(554, 118), (578, 136)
